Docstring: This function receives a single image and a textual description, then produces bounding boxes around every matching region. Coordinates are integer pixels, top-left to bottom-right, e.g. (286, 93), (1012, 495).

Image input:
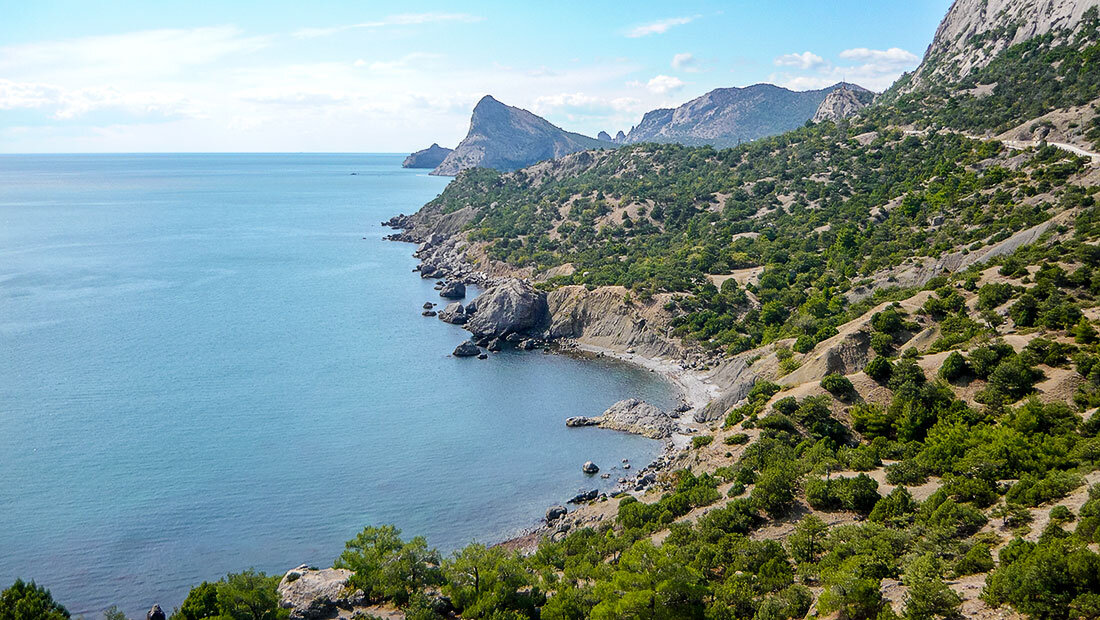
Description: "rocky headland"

(401, 143), (453, 169)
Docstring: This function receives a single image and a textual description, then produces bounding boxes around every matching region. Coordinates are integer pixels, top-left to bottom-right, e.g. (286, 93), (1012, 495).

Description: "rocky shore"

(378, 206), (755, 551)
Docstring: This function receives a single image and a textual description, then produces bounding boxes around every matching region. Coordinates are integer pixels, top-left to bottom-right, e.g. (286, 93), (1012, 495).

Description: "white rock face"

(907, 0), (1100, 89)
(812, 86), (871, 123)
(567, 399), (678, 439)
(277, 565), (364, 620)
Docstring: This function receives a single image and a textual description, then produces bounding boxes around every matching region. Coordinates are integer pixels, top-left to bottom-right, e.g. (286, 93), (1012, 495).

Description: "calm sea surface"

(0, 154), (674, 617)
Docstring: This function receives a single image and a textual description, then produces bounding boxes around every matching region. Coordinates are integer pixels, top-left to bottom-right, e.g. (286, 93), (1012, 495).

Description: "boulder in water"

(582, 461), (599, 474)
(439, 281), (466, 299)
(438, 302), (467, 325)
(453, 341), (481, 357)
(147, 605), (166, 620)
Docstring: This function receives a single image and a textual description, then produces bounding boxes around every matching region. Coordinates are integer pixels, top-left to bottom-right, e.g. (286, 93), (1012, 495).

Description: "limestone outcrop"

(464, 279), (549, 339)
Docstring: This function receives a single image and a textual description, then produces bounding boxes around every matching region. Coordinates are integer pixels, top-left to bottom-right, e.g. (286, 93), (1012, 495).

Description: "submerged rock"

(565, 416), (598, 428)
(453, 341), (481, 357)
(277, 565), (364, 620)
(464, 279), (549, 339)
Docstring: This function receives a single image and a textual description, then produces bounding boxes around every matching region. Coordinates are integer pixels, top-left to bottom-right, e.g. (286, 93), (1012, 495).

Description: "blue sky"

(0, 1), (953, 152)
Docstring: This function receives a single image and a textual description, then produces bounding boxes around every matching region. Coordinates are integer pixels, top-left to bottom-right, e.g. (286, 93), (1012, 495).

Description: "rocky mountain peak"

(431, 96), (611, 176)
(905, 0), (1100, 90)
(812, 84), (874, 123)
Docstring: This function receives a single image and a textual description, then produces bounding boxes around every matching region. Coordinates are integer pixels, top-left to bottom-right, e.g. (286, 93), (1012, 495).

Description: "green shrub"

(821, 373), (855, 397)
(692, 435), (714, 449)
(953, 543), (994, 576)
(939, 351), (969, 381)
(864, 356), (893, 382)
(724, 433), (750, 446)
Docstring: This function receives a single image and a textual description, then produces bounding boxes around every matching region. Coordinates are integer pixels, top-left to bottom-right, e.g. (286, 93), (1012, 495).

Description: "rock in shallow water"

(439, 280), (466, 299)
(453, 341), (481, 357)
(438, 302), (467, 324)
(582, 461), (599, 474)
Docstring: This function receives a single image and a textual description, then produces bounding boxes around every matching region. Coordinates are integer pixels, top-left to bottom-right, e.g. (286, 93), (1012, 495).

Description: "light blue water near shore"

(0, 154), (675, 617)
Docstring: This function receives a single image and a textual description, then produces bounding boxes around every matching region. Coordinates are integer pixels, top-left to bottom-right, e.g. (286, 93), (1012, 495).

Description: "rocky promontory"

(430, 95), (612, 176)
(402, 143), (452, 169)
(565, 398), (679, 440)
(463, 279), (549, 339)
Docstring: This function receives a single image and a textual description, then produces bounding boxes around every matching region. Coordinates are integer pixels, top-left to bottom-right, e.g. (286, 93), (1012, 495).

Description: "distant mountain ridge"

(431, 96), (612, 176)
(620, 82), (870, 148)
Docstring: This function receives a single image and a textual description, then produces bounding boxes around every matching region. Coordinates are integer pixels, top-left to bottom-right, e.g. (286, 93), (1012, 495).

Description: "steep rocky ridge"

(622, 82), (869, 148)
(431, 96), (612, 176)
(902, 0), (1100, 92)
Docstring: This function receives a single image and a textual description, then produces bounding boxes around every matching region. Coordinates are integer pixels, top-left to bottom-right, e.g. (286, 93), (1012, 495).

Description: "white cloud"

(773, 51), (826, 70)
(770, 47), (920, 92)
(642, 75), (685, 95)
(625, 16), (699, 38)
(839, 47), (919, 66)
(293, 13), (483, 38)
(671, 52), (699, 72)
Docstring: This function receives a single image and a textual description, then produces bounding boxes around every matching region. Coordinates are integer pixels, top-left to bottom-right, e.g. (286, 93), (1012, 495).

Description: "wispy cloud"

(293, 13), (483, 38)
(625, 15), (699, 38)
(671, 52), (699, 72)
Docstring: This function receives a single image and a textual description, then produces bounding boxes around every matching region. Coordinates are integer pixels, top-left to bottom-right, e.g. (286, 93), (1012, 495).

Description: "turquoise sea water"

(0, 154), (674, 617)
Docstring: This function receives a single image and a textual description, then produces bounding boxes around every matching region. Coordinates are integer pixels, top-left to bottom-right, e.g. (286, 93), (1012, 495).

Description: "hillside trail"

(902, 128), (1100, 164)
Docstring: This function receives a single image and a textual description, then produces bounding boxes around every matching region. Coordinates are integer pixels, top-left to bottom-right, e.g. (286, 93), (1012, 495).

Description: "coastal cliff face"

(621, 82), (865, 148)
(430, 96), (612, 176)
(402, 143), (452, 169)
(902, 0), (1100, 91)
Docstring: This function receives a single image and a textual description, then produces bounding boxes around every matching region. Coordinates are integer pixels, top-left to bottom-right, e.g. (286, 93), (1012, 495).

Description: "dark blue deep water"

(0, 154), (674, 617)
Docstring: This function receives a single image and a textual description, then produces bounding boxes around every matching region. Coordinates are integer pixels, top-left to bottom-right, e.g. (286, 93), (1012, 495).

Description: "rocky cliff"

(902, 0), (1100, 91)
(621, 83), (866, 148)
(402, 143), (453, 168)
(431, 96), (613, 176)
(811, 85), (874, 123)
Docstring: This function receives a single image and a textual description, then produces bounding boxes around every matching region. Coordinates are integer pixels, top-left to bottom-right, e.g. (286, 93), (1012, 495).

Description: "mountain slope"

(903, 0), (1100, 92)
(622, 82), (870, 148)
(431, 96), (612, 176)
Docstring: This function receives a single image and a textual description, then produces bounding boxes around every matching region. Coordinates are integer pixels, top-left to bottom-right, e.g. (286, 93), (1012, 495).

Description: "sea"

(0, 154), (675, 617)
